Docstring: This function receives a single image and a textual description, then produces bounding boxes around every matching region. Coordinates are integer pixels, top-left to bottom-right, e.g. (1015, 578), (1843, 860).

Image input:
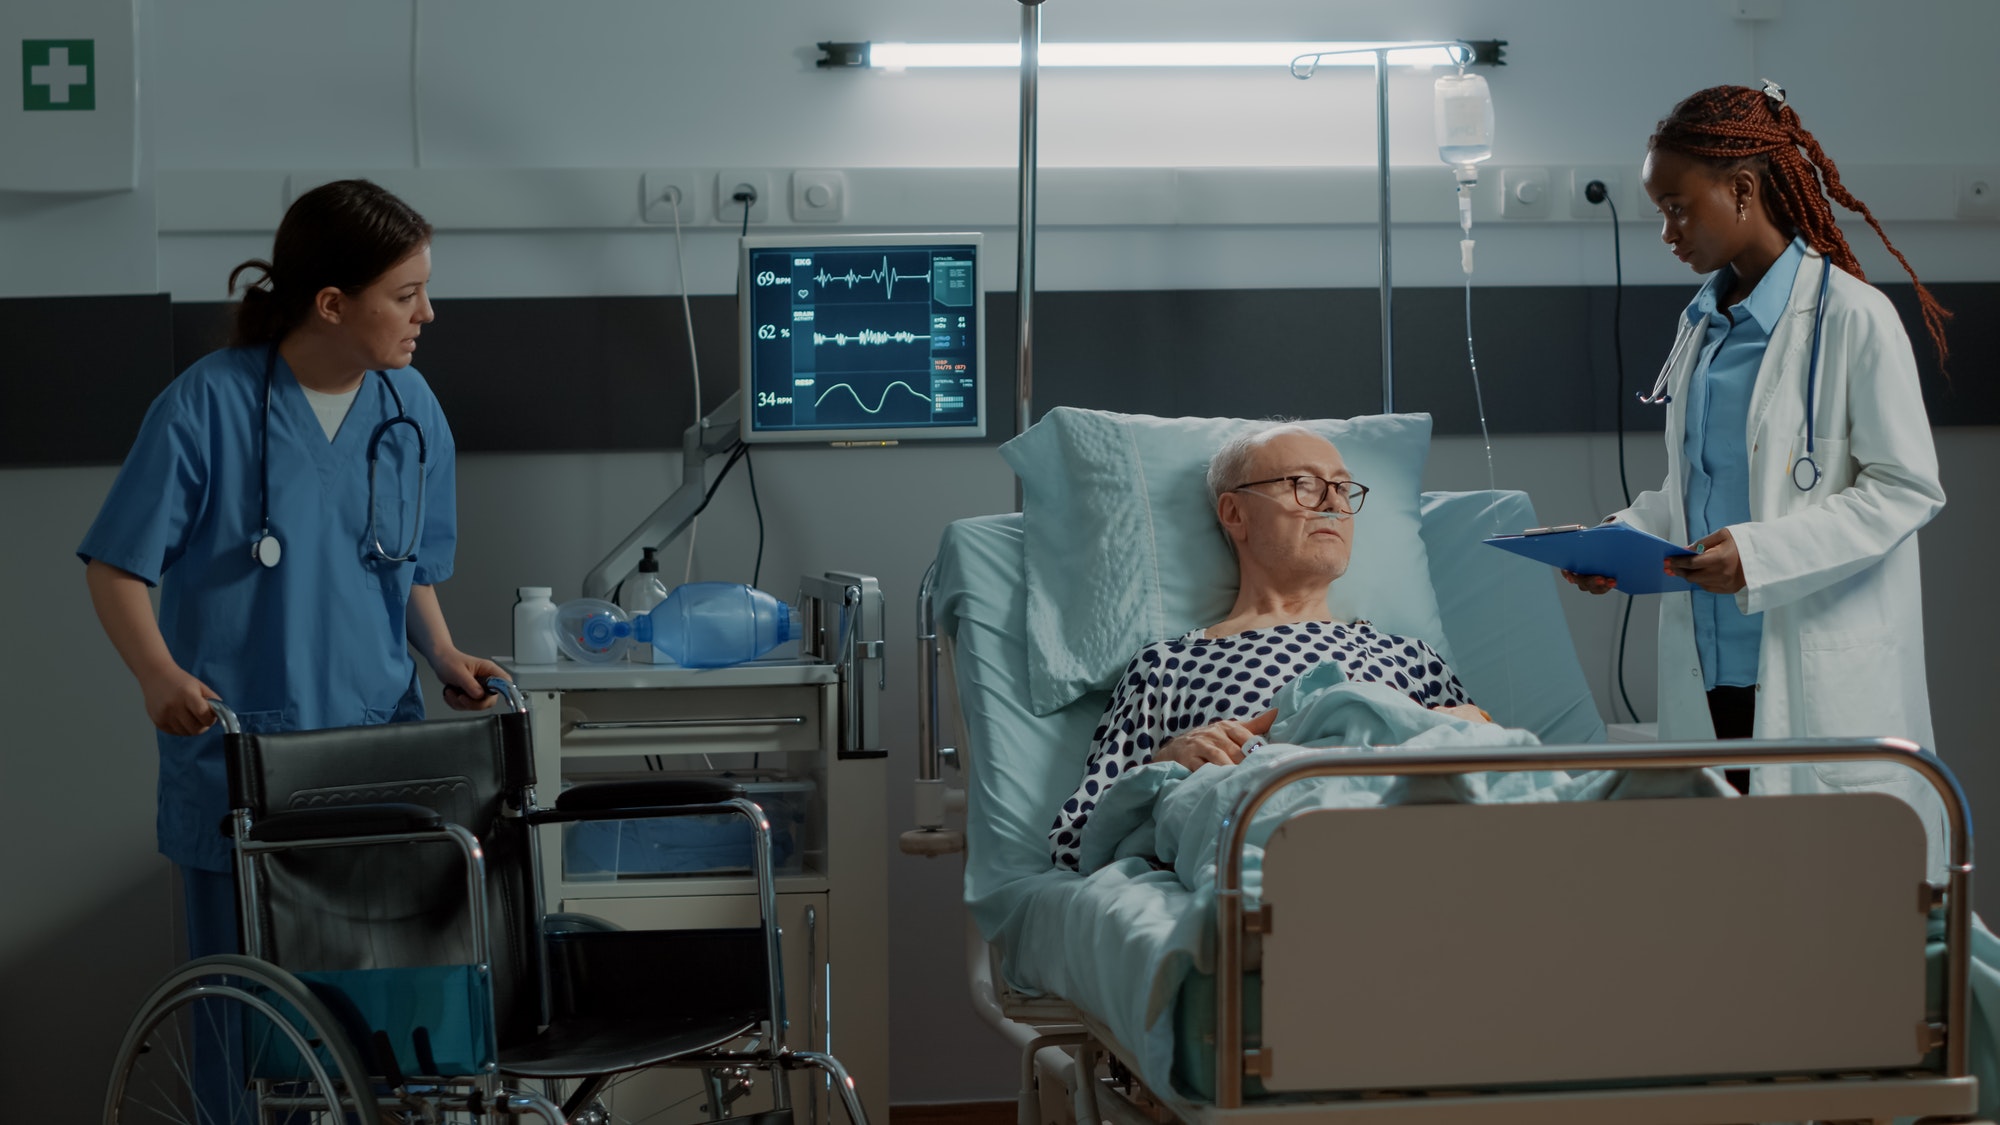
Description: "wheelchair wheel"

(104, 953), (381, 1124)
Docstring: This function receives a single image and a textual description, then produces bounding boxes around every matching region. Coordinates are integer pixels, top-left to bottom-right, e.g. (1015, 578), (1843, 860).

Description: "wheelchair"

(104, 679), (867, 1125)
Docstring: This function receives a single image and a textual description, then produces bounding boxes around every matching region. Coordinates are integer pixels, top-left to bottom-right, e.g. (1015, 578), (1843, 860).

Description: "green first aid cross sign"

(23, 39), (95, 111)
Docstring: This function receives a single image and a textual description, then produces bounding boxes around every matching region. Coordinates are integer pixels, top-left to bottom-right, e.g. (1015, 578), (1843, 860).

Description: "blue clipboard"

(1484, 523), (1698, 595)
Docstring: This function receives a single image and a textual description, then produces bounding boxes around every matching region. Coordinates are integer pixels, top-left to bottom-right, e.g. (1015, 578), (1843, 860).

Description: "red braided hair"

(1651, 84), (1951, 372)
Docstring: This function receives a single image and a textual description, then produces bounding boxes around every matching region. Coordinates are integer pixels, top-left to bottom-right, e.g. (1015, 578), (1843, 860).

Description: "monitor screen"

(739, 233), (985, 444)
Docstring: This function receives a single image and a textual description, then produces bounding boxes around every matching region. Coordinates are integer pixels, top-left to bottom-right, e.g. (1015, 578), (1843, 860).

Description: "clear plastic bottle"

(1433, 71), (1495, 183)
(512, 587), (559, 664)
(1434, 69), (1495, 275)
(616, 547), (672, 663)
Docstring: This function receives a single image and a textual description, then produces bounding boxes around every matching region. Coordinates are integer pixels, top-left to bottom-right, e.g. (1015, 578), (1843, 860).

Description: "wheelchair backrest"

(227, 710), (543, 1052)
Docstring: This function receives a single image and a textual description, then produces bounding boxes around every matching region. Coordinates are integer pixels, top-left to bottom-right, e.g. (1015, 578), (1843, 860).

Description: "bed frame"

(916, 560), (1984, 1125)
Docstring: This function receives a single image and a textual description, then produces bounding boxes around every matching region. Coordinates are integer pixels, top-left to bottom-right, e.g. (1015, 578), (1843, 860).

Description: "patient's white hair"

(1206, 421), (1320, 509)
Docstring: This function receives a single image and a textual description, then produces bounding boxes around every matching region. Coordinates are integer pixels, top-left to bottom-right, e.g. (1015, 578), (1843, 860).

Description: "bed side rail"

(902, 560), (966, 856)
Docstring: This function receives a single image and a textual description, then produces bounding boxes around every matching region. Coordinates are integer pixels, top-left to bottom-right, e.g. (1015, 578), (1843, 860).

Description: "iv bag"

(1434, 71), (1495, 177)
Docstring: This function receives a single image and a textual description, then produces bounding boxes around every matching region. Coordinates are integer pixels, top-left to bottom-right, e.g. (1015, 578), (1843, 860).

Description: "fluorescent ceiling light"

(861, 41), (1473, 70)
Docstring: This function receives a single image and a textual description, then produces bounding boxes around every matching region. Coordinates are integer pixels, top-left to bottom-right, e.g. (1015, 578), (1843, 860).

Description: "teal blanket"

(1075, 664), (1727, 886)
(1015, 666), (1727, 1096)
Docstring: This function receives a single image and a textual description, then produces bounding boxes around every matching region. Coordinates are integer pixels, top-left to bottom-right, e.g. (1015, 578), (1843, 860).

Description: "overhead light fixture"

(816, 40), (1505, 71)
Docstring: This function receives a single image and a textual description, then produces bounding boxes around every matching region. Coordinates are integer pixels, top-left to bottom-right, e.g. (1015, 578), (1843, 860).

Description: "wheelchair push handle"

(208, 700), (242, 735)
(486, 676), (526, 714)
(206, 677), (526, 736)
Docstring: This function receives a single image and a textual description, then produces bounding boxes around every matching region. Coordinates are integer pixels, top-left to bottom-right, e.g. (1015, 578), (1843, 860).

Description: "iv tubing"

(1464, 271), (1495, 494)
(671, 193), (702, 583)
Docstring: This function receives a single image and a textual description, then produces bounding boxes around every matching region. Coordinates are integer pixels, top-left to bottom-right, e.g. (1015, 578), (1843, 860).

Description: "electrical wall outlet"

(1570, 167), (1629, 219)
(640, 170), (701, 224)
(791, 170), (847, 223)
(1501, 167), (1551, 219)
(1958, 167), (2000, 221)
(715, 169), (771, 225)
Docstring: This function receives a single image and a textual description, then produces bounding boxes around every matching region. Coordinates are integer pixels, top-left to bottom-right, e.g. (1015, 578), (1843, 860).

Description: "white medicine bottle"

(513, 587), (559, 664)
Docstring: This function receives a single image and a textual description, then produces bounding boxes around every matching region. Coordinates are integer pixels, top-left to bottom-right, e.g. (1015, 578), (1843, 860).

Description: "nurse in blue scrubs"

(79, 179), (506, 961)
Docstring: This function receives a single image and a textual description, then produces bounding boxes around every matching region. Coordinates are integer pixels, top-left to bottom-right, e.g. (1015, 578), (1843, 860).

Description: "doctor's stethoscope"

(252, 345), (428, 568)
(1639, 254), (1832, 492)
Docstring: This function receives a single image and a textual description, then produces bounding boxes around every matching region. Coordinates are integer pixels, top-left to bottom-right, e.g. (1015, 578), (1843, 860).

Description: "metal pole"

(1375, 48), (1394, 414)
(915, 562), (941, 786)
(1015, 1), (1041, 511)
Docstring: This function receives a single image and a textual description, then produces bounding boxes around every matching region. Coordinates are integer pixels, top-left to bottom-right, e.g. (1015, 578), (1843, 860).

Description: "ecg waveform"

(814, 380), (934, 415)
(814, 256), (933, 299)
(812, 329), (932, 347)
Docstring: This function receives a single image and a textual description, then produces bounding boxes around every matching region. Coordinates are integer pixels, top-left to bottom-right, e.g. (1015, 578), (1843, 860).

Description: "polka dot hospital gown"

(1047, 620), (1474, 871)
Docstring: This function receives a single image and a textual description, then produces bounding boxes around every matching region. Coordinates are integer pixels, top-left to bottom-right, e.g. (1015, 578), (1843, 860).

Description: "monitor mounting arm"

(581, 391), (743, 601)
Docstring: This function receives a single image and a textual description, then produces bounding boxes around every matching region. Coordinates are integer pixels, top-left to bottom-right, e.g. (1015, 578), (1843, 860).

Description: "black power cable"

(687, 441), (750, 526)
(675, 439), (763, 588)
(745, 447), (765, 588)
(1587, 180), (1642, 725)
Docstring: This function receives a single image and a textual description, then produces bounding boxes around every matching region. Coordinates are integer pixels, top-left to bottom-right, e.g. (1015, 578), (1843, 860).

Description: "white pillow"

(1000, 407), (1454, 716)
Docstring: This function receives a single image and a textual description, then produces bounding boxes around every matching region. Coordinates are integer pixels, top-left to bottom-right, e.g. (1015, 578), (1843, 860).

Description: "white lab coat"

(1612, 248), (1949, 873)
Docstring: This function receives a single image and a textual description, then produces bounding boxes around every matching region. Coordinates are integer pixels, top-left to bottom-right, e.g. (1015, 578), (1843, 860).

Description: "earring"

(1737, 202), (1747, 222)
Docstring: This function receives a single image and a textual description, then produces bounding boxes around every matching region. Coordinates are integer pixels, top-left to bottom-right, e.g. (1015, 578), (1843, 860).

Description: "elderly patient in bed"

(1046, 423), (1489, 871)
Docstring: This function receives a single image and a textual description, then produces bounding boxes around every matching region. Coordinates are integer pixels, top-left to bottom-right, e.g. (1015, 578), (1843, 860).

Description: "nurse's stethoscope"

(1637, 254), (1832, 492)
(252, 345), (428, 568)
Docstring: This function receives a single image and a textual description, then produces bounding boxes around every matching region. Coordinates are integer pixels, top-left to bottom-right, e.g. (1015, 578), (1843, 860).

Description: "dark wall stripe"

(6, 282), (1993, 467)
(1, 294), (173, 467)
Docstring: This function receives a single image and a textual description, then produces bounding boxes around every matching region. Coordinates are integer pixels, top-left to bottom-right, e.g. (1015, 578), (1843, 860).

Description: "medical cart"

(502, 572), (888, 1125)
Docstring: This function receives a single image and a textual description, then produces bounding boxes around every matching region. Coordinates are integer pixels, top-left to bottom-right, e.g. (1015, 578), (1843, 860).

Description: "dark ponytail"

(228, 179), (434, 348)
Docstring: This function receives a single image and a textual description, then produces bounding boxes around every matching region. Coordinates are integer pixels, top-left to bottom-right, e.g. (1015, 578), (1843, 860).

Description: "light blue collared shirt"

(1681, 237), (1806, 691)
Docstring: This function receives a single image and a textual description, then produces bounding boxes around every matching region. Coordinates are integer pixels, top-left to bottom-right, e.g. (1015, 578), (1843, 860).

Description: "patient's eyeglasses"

(1232, 475), (1370, 515)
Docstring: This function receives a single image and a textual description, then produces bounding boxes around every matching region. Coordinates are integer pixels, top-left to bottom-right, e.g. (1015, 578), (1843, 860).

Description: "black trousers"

(1709, 685), (1757, 794)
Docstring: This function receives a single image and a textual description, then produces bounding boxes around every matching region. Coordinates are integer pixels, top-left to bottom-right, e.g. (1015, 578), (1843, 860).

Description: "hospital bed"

(912, 409), (1982, 1125)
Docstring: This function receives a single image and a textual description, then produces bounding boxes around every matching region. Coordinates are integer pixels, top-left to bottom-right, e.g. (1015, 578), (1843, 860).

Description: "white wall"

(4, 0), (1998, 1112)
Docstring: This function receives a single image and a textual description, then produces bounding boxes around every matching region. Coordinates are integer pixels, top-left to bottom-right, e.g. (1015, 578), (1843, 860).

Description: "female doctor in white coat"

(1567, 83), (1953, 866)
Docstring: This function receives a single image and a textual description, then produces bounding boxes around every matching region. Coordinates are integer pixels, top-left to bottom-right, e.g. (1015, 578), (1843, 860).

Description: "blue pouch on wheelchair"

(247, 965), (494, 1080)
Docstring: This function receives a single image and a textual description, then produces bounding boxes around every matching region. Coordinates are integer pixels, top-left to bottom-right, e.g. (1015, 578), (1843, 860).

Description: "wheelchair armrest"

(527, 780), (751, 825)
(234, 802), (445, 843)
(558, 779), (747, 811)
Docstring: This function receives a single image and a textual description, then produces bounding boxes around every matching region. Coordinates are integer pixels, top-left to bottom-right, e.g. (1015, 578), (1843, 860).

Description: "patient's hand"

(1431, 703), (1492, 724)
(1160, 709), (1276, 771)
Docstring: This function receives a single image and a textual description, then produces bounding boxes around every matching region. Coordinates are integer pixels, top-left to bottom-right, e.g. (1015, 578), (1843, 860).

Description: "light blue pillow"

(1419, 490), (1606, 745)
(1000, 408), (1454, 716)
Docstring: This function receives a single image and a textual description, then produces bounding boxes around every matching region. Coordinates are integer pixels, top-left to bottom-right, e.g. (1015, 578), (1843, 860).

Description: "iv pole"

(1289, 42), (1477, 415)
(1005, 30), (1494, 429)
(1014, 0), (1043, 510)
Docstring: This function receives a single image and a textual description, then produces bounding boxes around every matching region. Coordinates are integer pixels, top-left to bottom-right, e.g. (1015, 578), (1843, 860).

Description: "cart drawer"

(557, 684), (823, 758)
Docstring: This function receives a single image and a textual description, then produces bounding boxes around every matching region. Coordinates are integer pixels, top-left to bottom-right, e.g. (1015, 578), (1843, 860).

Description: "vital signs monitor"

(739, 232), (985, 444)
